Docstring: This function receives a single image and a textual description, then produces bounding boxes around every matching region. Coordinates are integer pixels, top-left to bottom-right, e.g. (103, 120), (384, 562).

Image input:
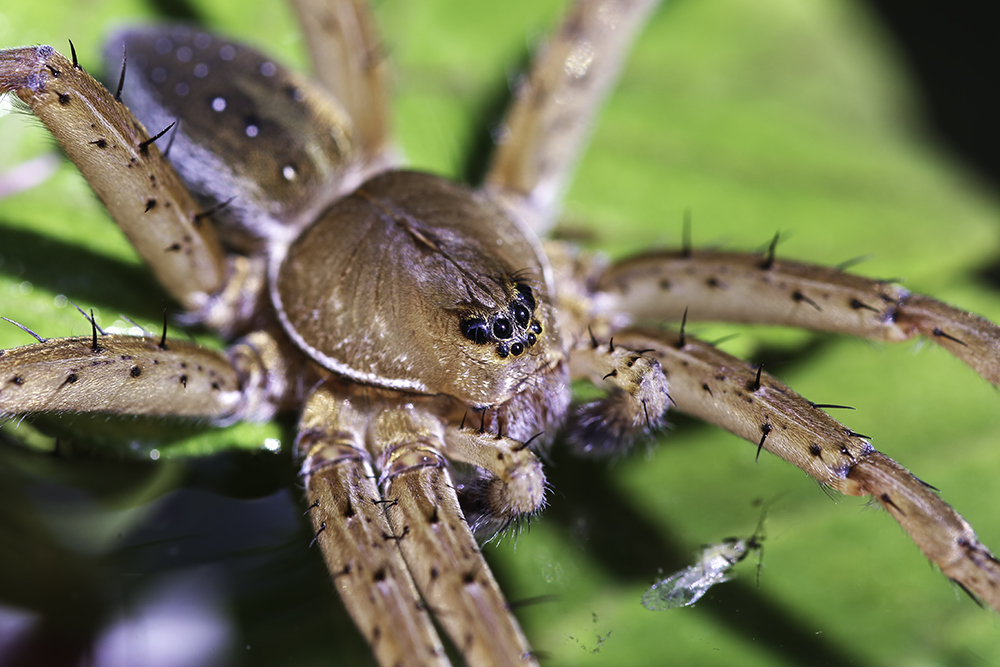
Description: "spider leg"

(0, 335), (240, 419)
(297, 383), (448, 667)
(0, 328), (306, 423)
(370, 406), (538, 667)
(290, 0), (393, 161)
(485, 0), (660, 233)
(613, 327), (1000, 613)
(597, 249), (1000, 384)
(0, 46), (226, 311)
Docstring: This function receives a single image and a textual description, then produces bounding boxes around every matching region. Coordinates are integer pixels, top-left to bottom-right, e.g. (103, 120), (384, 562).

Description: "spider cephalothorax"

(272, 169), (565, 409)
(2, 1), (1000, 665)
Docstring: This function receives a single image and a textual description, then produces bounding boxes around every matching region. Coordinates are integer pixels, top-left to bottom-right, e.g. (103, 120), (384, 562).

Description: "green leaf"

(2, 0), (999, 665)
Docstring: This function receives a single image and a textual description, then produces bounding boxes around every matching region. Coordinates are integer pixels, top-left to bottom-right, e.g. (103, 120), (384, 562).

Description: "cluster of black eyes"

(460, 283), (543, 358)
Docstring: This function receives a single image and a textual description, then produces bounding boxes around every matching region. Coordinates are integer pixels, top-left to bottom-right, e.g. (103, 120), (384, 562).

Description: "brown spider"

(1, 1), (1000, 667)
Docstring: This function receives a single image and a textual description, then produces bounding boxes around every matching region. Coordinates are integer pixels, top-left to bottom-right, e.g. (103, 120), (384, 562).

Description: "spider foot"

(566, 390), (664, 456)
(458, 473), (536, 540)
(445, 426), (547, 539)
(567, 338), (671, 456)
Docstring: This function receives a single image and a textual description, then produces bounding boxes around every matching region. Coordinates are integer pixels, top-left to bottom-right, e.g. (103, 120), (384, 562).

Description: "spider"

(2, 0), (1000, 665)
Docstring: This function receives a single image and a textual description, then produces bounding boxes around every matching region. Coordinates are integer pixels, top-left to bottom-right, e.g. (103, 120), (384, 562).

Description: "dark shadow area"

(459, 55), (527, 188)
(0, 436), (137, 667)
(0, 439), (376, 667)
(976, 261), (1000, 293)
(865, 1), (1000, 191)
(144, 0), (206, 24)
(865, 1), (1000, 293)
(0, 224), (168, 326)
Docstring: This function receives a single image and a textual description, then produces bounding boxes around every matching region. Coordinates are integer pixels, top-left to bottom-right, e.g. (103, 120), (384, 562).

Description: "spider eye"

(460, 318), (491, 344)
(511, 302), (531, 327)
(492, 317), (513, 339)
(515, 282), (536, 311)
(510, 342), (525, 356)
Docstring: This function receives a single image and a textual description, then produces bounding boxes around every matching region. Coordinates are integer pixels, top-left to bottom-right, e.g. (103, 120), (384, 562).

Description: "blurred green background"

(2, 0), (1000, 665)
